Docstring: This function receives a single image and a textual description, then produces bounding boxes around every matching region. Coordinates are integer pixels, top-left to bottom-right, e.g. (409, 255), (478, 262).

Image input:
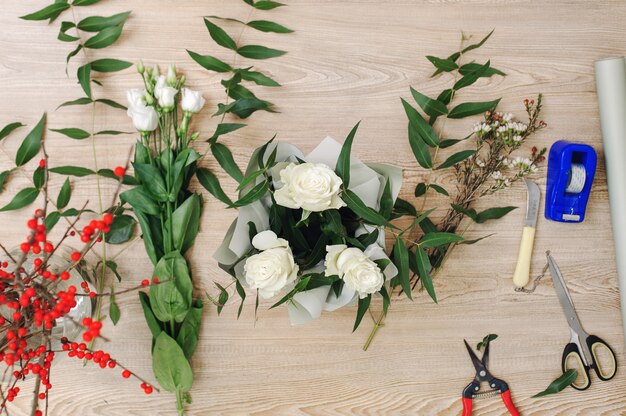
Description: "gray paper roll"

(594, 56), (626, 346)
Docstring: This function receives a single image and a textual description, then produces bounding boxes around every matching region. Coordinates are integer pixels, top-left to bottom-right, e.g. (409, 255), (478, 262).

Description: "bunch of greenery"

(363, 31), (547, 348)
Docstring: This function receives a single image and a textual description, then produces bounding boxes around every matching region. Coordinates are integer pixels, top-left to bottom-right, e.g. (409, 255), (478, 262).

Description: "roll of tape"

(566, 163), (586, 194)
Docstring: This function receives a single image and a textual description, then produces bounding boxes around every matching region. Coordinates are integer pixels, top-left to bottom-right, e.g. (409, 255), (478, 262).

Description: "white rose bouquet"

(214, 125), (405, 328)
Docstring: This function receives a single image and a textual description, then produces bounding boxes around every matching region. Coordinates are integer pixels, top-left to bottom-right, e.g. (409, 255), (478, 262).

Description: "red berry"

(43, 243), (54, 253)
(70, 252), (81, 262)
(20, 243), (30, 253)
(80, 234), (91, 243)
(122, 369), (131, 378)
(38, 392), (45, 400)
(108, 360), (116, 369)
(152, 277), (159, 284)
(113, 166), (125, 177)
(141, 279), (150, 286)
(102, 213), (114, 225)
(89, 292), (96, 299)
(82, 317), (92, 327)
(27, 219), (38, 230)
(38, 159), (46, 168)
(144, 385), (153, 394)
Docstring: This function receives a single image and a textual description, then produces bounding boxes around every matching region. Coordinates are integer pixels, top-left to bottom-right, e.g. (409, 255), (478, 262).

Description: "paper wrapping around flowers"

(214, 137), (403, 325)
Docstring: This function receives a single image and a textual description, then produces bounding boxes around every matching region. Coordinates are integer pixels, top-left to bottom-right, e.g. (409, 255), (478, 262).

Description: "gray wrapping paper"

(594, 56), (626, 345)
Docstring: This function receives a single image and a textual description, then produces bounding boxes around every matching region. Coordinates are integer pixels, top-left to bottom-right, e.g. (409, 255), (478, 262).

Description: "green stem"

(363, 310), (385, 351)
(176, 389), (184, 416)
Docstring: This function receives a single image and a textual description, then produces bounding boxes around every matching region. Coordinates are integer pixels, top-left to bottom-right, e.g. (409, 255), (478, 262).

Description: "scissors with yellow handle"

(547, 252), (617, 390)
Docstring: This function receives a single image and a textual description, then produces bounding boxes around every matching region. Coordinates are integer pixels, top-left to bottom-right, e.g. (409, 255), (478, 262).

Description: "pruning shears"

(461, 339), (520, 416)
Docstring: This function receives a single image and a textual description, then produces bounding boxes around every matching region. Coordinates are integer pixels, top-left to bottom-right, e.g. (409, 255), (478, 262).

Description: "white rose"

(243, 230), (299, 299)
(326, 246), (384, 298)
(128, 104), (158, 132)
(154, 75), (178, 110)
(181, 88), (206, 114)
(274, 162), (346, 212)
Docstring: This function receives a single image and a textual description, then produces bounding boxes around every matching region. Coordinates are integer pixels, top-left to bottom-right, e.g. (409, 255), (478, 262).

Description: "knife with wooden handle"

(513, 179), (541, 288)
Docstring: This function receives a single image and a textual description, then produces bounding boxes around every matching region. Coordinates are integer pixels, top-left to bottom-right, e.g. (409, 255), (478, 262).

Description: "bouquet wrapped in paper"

(214, 126), (404, 327)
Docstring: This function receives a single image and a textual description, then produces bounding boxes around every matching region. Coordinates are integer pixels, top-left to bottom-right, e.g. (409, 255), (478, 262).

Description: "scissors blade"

(547, 254), (592, 361)
(463, 340), (484, 376)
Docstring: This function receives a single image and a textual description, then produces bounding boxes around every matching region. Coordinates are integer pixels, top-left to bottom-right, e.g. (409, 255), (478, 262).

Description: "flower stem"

(363, 310), (385, 351)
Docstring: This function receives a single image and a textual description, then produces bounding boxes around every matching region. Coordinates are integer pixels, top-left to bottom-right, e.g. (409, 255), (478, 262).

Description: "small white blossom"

(491, 171), (503, 180)
(502, 113), (513, 122)
(513, 135), (523, 142)
(475, 158), (485, 168)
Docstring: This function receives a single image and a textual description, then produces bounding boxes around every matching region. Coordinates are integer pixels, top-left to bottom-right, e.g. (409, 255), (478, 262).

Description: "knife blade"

(513, 179), (541, 287)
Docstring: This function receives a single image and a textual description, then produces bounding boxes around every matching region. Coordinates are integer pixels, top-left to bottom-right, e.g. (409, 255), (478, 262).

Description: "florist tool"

(461, 340), (519, 416)
(513, 179), (540, 288)
(547, 252), (617, 390)
(595, 56), (626, 346)
(545, 140), (597, 223)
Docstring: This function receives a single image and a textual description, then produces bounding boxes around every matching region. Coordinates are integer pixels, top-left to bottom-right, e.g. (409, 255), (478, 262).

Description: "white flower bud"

(181, 88), (206, 114)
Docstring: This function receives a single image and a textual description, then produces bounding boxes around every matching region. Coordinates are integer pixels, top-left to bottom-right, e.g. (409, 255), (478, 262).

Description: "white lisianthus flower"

(181, 88), (206, 114)
(325, 246), (384, 298)
(126, 88), (147, 111)
(129, 105), (158, 132)
(243, 230), (299, 299)
(154, 75), (178, 110)
(274, 162), (346, 212)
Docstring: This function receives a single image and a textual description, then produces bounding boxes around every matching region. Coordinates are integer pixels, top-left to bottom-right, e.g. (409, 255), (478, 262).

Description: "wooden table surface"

(2, 0), (625, 414)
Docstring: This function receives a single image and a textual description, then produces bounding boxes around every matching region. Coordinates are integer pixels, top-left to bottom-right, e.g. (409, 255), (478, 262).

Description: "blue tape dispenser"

(545, 140), (597, 223)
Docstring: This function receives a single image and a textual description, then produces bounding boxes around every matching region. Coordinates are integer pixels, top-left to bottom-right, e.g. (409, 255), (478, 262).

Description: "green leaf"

(109, 290), (121, 325)
(0, 188), (39, 212)
(415, 246), (436, 303)
(73, 0), (102, 6)
(207, 123), (246, 143)
(16, 114), (46, 167)
(475, 206), (517, 223)
(429, 184), (449, 196)
(238, 69), (280, 87)
(150, 252), (193, 323)
(49, 165), (95, 177)
(204, 19), (237, 50)
(230, 180), (268, 208)
(152, 332), (193, 393)
(392, 197), (417, 217)
(211, 143), (243, 183)
(408, 123), (432, 169)
(54, 178), (71, 209)
(57, 97), (92, 109)
(77, 12), (130, 32)
(254, 0), (285, 10)
(197, 168), (233, 205)
(439, 138), (463, 149)
(95, 130), (130, 136)
(214, 98), (272, 119)
(0, 122), (25, 141)
(436, 89), (454, 106)
(436, 150), (476, 170)
(133, 163), (168, 201)
(533, 369), (578, 398)
(237, 45), (286, 59)
(451, 204), (478, 221)
(426, 55), (458, 72)
(0, 171), (10, 193)
(50, 127), (90, 140)
(66, 44), (83, 66)
(420, 232), (463, 248)
(410, 88), (448, 117)
(171, 194), (201, 253)
(342, 189), (389, 227)
(138, 292), (162, 338)
(215, 283), (229, 315)
(447, 99), (501, 119)
(20, 3), (70, 20)
(187, 50), (232, 73)
(176, 300), (203, 359)
(105, 215), (136, 244)
(120, 187), (161, 216)
(84, 25), (123, 49)
(45, 211), (61, 231)
(89, 58), (132, 73)
(461, 29), (495, 54)
(95, 99), (127, 110)
(402, 99), (438, 147)
(33, 166), (45, 189)
(394, 238), (412, 300)
(104, 260), (123, 282)
(476, 333), (498, 351)
(77, 64), (91, 98)
(458, 233), (495, 245)
(460, 62), (505, 77)
(58, 22), (79, 42)
(353, 294), (371, 331)
(336, 121), (360, 188)
(247, 20), (293, 33)
(414, 183), (427, 197)
(379, 179), (393, 219)
(235, 280), (246, 318)
(453, 61), (491, 91)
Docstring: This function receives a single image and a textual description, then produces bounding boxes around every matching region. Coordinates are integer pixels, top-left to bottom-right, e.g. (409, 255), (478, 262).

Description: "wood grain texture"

(2, 0), (626, 414)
